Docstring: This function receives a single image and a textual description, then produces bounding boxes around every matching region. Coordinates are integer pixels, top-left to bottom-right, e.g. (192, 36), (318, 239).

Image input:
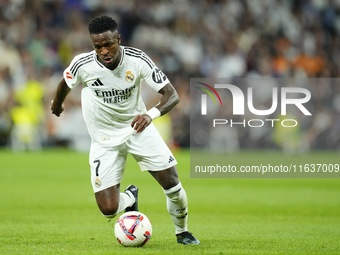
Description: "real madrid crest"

(95, 178), (102, 188)
(125, 71), (134, 83)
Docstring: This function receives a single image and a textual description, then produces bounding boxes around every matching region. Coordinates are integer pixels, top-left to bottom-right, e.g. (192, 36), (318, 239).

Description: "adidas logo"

(92, 78), (103, 86)
(168, 156), (174, 163)
(176, 207), (186, 213)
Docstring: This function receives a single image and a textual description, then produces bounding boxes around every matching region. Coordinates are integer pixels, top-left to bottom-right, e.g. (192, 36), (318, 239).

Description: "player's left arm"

(131, 82), (179, 134)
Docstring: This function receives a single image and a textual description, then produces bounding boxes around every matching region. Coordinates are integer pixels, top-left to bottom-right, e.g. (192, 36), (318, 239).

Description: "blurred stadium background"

(0, 0), (340, 152)
(1, 2), (340, 254)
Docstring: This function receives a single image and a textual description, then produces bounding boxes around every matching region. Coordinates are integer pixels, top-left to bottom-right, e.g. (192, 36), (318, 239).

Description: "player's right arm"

(51, 78), (71, 117)
(51, 52), (86, 117)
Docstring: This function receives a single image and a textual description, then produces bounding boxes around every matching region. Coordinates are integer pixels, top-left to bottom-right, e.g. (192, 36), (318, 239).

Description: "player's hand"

(131, 114), (152, 134)
(51, 100), (64, 117)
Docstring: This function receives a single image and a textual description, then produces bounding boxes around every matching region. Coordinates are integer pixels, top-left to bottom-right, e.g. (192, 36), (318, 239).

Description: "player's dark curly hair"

(88, 15), (118, 34)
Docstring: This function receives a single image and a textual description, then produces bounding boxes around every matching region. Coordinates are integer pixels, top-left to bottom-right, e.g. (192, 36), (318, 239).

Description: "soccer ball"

(114, 211), (152, 247)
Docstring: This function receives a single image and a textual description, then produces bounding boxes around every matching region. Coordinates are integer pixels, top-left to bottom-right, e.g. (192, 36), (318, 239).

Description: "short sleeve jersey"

(63, 46), (169, 146)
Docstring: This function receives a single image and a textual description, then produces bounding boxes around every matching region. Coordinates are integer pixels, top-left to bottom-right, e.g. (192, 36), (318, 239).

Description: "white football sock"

(103, 191), (135, 219)
(164, 182), (188, 234)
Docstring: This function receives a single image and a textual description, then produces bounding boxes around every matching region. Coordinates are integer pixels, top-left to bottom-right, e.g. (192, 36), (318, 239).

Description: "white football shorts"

(89, 123), (177, 192)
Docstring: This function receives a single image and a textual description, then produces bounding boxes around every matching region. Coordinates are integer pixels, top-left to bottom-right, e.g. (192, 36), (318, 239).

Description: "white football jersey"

(63, 46), (169, 146)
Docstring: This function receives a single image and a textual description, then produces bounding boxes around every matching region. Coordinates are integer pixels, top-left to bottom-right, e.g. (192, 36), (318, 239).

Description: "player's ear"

(117, 34), (121, 45)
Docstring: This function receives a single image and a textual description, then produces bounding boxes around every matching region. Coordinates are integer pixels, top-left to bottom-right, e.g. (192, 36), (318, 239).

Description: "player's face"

(91, 30), (121, 70)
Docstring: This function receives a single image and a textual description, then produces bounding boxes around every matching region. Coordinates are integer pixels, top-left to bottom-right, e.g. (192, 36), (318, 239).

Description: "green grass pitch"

(0, 149), (339, 254)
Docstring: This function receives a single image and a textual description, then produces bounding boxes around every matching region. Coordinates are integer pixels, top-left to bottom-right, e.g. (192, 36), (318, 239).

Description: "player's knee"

(153, 166), (179, 190)
(95, 185), (121, 218)
(98, 201), (119, 218)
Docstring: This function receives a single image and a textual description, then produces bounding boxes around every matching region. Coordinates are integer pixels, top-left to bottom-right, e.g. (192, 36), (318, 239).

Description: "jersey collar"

(118, 46), (125, 66)
(93, 51), (105, 69)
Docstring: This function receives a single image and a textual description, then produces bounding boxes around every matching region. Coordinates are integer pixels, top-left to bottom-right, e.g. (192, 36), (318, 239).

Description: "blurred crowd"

(1, 0), (340, 151)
